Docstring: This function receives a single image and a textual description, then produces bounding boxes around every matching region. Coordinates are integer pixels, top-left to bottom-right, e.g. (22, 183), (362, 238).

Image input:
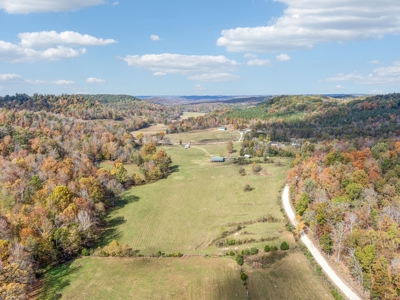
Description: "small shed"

(244, 154), (252, 159)
(218, 127), (227, 131)
(185, 143), (190, 149)
(211, 156), (225, 163)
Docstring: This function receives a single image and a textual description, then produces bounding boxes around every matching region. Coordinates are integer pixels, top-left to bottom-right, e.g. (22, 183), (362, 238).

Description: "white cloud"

(19, 31), (117, 48)
(187, 73), (240, 82)
(0, 0), (105, 14)
(0, 73), (47, 85)
(150, 35), (160, 41)
(53, 80), (75, 85)
(123, 53), (239, 75)
(244, 53), (257, 59)
(0, 73), (24, 83)
(153, 72), (166, 76)
(247, 59), (271, 66)
(370, 90), (385, 94)
(369, 60), (380, 64)
(0, 41), (86, 63)
(111, 1), (119, 5)
(326, 61), (400, 86)
(86, 77), (105, 84)
(0, 31), (115, 63)
(276, 54), (291, 61)
(217, 0), (400, 52)
(193, 84), (206, 91)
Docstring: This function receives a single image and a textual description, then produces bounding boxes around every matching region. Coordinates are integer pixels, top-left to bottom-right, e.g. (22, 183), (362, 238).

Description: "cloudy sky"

(0, 0), (399, 96)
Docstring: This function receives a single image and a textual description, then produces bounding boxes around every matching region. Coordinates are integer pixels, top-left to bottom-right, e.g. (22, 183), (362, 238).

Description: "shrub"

(241, 248), (251, 256)
(240, 272), (248, 282)
(238, 167), (246, 176)
(270, 246), (278, 251)
(250, 247), (259, 255)
(244, 184), (254, 192)
(264, 245), (270, 252)
(280, 241), (289, 250)
(81, 248), (90, 256)
(235, 255), (244, 266)
(229, 250), (235, 256)
(252, 163), (262, 173)
(227, 239), (236, 245)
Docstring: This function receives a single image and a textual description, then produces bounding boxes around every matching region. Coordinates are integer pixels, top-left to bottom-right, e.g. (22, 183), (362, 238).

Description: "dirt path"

(282, 185), (362, 300)
(190, 146), (212, 156)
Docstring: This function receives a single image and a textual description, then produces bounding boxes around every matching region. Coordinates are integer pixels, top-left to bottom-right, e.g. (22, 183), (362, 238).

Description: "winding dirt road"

(282, 185), (362, 300)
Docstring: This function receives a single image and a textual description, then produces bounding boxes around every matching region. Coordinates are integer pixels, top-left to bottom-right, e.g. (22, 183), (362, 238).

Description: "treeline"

(0, 107), (171, 299)
(288, 139), (400, 299)
(225, 94), (400, 141)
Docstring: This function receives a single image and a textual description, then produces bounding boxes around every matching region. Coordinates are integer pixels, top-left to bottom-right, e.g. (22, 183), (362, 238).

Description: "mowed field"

(166, 129), (239, 144)
(41, 253), (332, 300)
(41, 130), (334, 300)
(101, 144), (290, 254)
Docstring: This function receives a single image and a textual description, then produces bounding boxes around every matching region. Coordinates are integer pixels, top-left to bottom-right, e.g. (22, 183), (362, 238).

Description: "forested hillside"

(0, 97), (172, 299)
(288, 139), (400, 299)
(225, 94), (400, 141)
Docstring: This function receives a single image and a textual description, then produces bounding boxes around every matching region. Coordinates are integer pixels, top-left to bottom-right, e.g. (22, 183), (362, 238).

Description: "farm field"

(179, 111), (207, 119)
(99, 144), (290, 254)
(100, 161), (140, 177)
(166, 128), (239, 144)
(40, 257), (246, 300)
(131, 123), (169, 136)
(41, 131), (333, 300)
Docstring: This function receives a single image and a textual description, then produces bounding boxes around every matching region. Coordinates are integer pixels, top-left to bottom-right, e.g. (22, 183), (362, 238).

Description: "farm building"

(244, 154), (252, 159)
(211, 156), (225, 163)
(218, 127), (227, 131)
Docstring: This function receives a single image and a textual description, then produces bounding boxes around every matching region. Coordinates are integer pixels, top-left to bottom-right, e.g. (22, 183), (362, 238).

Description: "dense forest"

(289, 139), (400, 299)
(0, 98), (172, 299)
(225, 94), (400, 141)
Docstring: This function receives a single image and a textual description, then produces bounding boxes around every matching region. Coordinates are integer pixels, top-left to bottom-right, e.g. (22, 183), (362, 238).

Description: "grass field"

(99, 144), (290, 254)
(132, 124), (169, 136)
(40, 253), (333, 300)
(167, 129), (239, 144)
(99, 161), (140, 177)
(41, 129), (334, 300)
(180, 112), (207, 119)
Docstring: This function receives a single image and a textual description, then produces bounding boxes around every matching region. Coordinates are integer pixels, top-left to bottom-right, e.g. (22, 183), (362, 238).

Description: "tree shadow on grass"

(117, 194), (140, 209)
(39, 262), (83, 300)
(170, 164), (180, 174)
(97, 216), (126, 247)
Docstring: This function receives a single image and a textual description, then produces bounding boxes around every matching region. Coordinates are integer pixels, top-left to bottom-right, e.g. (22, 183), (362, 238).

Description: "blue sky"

(0, 0), (400, 96)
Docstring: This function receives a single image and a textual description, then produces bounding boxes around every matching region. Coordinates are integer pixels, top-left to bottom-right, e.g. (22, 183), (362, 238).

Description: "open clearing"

(100, 144), (291, 254)
(40, 257), (246, 300)
(179, 111), (207, 119)
(41, 130), (333, 299)
(167, 129), (239, 144)
(41, 252), (333, 300)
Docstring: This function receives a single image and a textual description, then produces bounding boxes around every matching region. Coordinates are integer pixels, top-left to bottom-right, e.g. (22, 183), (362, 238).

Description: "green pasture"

(180, 111), (207, 119)
(40, 257), (246, 300)
(166, 129), (239, 144)
(99, 145), (291, 255)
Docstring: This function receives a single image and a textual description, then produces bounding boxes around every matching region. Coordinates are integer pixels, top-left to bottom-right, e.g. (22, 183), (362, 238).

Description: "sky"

(0, 0), (400, 96)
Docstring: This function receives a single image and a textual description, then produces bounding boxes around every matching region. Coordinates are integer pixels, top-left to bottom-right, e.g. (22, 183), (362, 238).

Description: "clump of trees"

(0, 102), (172, 299)
(289, 139), (400, 298)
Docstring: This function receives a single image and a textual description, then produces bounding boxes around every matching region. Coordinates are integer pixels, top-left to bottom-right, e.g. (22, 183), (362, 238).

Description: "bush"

(240, 272), (248, 282)
(235, 254), (244, 266)
(241, 248), (251, 256)
(244, 184), (254, 192)
(227, 239), (236, 245)
(238, 167), (246, 176)
(81, 248), (90, 256)
(229, 250), (235, 256)
(264, 245), (270, 252)
(250, 247), (259, 255)
(252, 163), (262, 173)
(270, 246), (278, 251)
(280, 241), (289, 250)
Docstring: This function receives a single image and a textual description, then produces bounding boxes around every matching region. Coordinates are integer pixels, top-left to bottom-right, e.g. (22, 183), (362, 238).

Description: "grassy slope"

(41, 257), (246, 300)
(101, 144), (289, 254)
(167, 129), (239, 144)
(41, 132), (333, 300)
